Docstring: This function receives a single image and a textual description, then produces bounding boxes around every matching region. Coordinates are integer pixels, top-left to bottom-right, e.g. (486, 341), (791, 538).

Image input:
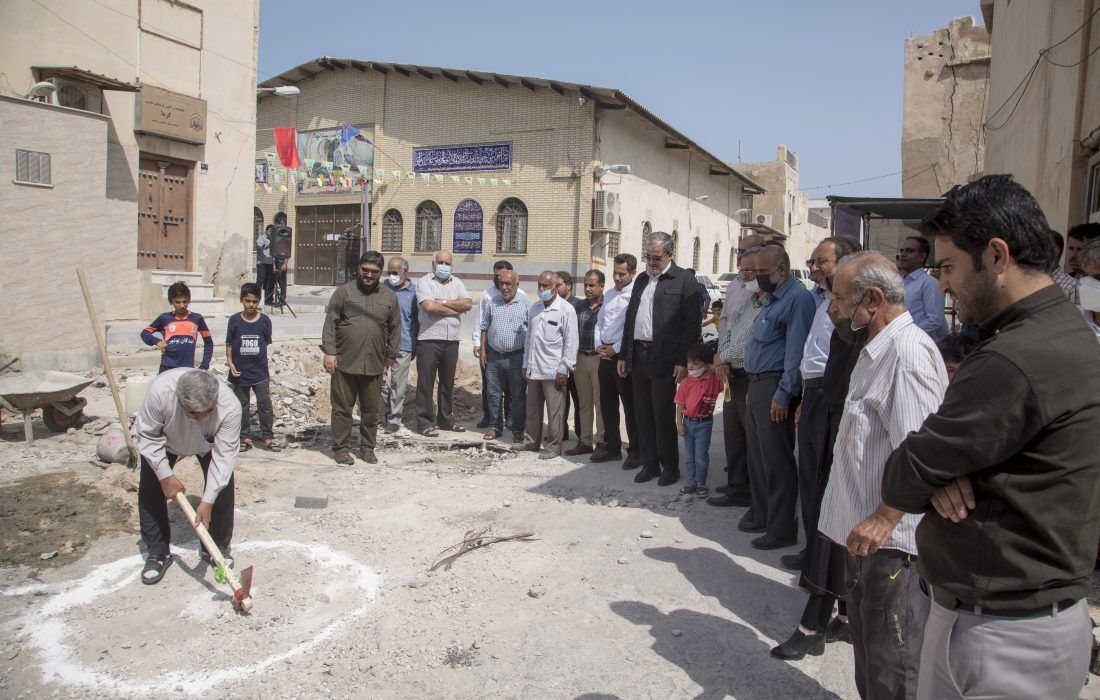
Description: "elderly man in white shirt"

(523, 270), (579, 459)
(415, 251), (473, 436)
(817, 252), (948, 699)
(134, 368), (242, 584)
(592, 253), (638, 465)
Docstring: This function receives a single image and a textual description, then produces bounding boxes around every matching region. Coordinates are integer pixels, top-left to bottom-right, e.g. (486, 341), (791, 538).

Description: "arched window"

(712, 243), (720, 274)
(274, 211), (287, 226)
(497, 198), (528, 254)
(415, 201), (442, 253)
(671, 230), (679, 260)
(729, 248), (736, 272)
(381, 209), (403, 252)
(692, 237), (701, 270)
(641, 221), (652, 257)
(253, 207), (264, 240)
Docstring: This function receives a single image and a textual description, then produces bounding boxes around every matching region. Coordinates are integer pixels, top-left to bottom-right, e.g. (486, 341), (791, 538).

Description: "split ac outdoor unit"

(593, 190), (621, 232)
(55, 80), (102, 114)
(755, 214), (773, 228)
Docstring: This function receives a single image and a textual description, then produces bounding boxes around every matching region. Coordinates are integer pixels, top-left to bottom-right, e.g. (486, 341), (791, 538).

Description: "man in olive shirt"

(882, 175), (1100, 700)
(322, 251), (401, 465)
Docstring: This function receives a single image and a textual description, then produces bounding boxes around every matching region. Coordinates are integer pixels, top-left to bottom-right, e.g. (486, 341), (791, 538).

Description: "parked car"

(791, 268), (815, 291)
(695, 275), (723, 303)
(717, 272), (739, 294)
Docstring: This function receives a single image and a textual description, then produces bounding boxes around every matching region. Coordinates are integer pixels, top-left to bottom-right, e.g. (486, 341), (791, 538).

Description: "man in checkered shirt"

(479, 269), (532, 443)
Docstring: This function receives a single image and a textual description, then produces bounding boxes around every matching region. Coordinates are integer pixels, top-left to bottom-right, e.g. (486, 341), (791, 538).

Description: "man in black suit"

(618, 231), (702, 486)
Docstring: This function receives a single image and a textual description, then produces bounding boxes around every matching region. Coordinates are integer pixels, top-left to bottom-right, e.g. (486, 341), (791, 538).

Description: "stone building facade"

(739, 145), (828, 269)
(0, 0), (259, 370)
(255, 58), (763, 289)
(979, 0), (1100, 230)
(901, 15), (991, 198)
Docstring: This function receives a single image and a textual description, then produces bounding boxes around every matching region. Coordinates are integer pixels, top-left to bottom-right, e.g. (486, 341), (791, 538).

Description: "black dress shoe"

(657, 471), (680, 486)
(622, 451), (641, 469)
(634, 468), (659, 483)
(715, 484), (731, 494)
(590, 448), (621, 463)
(825, 617), (852, 644)
(706, 492), (752, 507)
(779, 551), (806, 571)
(770, 630), (825, 660)
(751, 535), (798, 550)
(737, 513), (765, 533)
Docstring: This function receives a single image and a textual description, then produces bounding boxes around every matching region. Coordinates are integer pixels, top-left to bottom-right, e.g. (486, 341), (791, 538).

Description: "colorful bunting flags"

(489, 178), (498, 187)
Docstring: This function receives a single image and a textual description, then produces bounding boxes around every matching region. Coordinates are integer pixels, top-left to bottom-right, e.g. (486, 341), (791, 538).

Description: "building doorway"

(137, 156), (192, 270)
(294, 204), (362, 285)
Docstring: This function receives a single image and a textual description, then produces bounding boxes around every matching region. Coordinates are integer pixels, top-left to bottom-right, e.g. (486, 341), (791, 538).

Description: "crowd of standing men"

(312, 174), (1100, 699)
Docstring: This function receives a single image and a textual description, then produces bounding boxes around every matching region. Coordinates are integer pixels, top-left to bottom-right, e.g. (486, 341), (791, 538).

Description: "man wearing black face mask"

(742, 245), (817, 550)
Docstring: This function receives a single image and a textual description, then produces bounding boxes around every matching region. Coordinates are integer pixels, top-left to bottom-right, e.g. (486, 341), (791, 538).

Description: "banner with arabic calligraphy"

(297, 123), (375, 196)
(413, 141), (511, 173)
(453, 199), (484, 254)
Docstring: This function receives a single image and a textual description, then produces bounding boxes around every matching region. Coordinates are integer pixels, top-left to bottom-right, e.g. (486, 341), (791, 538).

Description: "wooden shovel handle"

(173, 492), (241, 596)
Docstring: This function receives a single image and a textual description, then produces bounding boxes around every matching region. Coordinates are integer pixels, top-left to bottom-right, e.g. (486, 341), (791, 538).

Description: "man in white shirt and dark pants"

(523, 270), (578, 458)
(818, 252), (948, 699)
(134, 368), (242, 584)
(592, 253), (637, 465)
(786, 236), (860, 571)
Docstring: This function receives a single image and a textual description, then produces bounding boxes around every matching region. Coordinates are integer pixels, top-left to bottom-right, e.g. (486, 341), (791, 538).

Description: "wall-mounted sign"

(413, 141), (511, 174)
(453, 199), (484, 255)
(254, 160), (269, 184)
(296, 123), (375, 197)
(136, 85), (207, 144)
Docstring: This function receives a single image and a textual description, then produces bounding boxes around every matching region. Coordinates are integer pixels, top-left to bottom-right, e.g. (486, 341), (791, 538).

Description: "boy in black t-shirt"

(226, 283), (279, 451)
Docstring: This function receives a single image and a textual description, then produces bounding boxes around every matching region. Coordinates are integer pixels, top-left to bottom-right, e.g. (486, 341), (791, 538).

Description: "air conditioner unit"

(592, 190), (621, 232)
(755, 214), (773, 228)
(55, 80), (102, 114)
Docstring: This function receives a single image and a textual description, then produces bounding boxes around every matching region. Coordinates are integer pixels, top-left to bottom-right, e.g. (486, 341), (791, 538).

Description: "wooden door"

(137, 157), (191, 269)
(293, 204), (362, 285)
(294, 206), (319, 285)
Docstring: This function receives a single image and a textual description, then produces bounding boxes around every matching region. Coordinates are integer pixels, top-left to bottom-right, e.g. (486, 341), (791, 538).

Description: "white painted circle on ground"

(2, 540), (380, 695)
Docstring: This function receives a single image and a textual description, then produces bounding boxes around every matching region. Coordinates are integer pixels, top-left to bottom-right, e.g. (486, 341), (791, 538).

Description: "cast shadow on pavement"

(609, 599), (841, 700)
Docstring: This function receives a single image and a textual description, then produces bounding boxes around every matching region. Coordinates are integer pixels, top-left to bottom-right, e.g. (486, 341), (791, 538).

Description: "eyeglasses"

(360, 268), (382, 276)
(644, 255), (668, 263)
(806, 258), (833, 269)
(747, 265), (780, 276)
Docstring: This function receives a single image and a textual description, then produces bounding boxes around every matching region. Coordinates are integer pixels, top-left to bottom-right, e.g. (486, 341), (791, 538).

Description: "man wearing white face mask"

(381, 256), (418, 433)
(415, 251), (473, 436)
(1077, 238), (1100, 340)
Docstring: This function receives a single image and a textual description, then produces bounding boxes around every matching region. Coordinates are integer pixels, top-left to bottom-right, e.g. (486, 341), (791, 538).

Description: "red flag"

(273, 127), (300, 169)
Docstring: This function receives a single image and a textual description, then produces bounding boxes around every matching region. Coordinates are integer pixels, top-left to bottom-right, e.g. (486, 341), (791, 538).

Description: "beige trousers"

(574, 353), (604, 445)
(524, 378), (566, 454)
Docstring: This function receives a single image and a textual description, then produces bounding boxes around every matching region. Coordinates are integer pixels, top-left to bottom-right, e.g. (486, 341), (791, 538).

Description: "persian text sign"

(413, 142), (511, 173)
(453, 199), (483, 255)
(136, 85), (207, 144)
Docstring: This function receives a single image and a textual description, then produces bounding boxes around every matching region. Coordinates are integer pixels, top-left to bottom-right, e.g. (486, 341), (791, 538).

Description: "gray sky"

(258, 0), (982, 198)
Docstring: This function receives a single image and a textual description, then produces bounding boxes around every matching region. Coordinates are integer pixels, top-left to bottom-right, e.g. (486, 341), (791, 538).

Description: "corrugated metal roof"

(32, 66), (138, 92)
(259, 57), (765, 194)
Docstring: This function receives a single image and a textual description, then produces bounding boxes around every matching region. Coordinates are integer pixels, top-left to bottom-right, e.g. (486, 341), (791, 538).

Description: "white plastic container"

(124, 375), (153, 414)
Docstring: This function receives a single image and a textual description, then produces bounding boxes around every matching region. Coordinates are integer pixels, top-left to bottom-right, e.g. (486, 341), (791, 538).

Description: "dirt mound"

(0, 472), (135, 568)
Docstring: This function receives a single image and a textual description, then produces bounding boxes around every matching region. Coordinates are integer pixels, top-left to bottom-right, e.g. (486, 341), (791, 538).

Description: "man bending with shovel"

(134, 368), (241, 584)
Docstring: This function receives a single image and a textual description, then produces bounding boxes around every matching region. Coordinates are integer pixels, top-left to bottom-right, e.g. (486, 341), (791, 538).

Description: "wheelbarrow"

(0, 371), (93, 444)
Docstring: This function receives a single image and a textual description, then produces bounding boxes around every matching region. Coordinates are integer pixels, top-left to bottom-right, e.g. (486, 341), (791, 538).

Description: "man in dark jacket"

(618, 231), (702, 486)
(882, 175), (1100, 700)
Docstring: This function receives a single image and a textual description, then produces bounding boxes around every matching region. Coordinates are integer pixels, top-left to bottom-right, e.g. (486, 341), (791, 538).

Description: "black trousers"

(598, 354), (636, 454)
(416, 339), (459, 431)
(562, 375), (581, 441)
(257, 263), (275, 305)
(233, 380), (274, 441)
(796, 384), (828, 547)
(745, 375), (799, 540)
(722, 371), (751, 494)
(138, 451), (234, 558)
(630, 342), (678, 475)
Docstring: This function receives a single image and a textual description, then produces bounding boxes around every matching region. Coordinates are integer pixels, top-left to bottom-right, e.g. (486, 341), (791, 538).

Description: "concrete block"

(294, 493), (329, 509)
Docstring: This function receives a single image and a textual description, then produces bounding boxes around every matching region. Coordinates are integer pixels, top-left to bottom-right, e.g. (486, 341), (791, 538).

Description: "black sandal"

(141, 554), (172, 585)
(260, 440), (282, 452)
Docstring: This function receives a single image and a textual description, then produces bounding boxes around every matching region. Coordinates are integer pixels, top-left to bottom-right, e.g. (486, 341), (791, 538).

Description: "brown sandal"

(421, 427), (440, 437)
(483, 428), (501, 441)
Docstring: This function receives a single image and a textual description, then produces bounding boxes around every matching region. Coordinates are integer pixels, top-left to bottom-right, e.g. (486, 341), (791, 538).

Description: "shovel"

(173, 489), (253, 612)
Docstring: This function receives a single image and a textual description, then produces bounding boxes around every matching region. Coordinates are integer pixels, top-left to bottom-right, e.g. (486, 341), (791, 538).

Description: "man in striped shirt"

(818, 252), (948, 699)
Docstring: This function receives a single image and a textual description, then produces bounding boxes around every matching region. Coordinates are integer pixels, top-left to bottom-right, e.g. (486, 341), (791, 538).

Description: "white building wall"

(597, 109), (746, 276)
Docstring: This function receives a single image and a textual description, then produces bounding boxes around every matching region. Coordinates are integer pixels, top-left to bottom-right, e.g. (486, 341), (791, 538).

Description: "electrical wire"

(1044, 41), (1100, 68)
(799, 164), (934, 192)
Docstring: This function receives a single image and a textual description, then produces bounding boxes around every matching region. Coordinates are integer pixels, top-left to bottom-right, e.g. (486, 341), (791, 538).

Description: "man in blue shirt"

(742, 245), (817, 550)
(896, 236), (948, 341)
(380, 256), (418, 433)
